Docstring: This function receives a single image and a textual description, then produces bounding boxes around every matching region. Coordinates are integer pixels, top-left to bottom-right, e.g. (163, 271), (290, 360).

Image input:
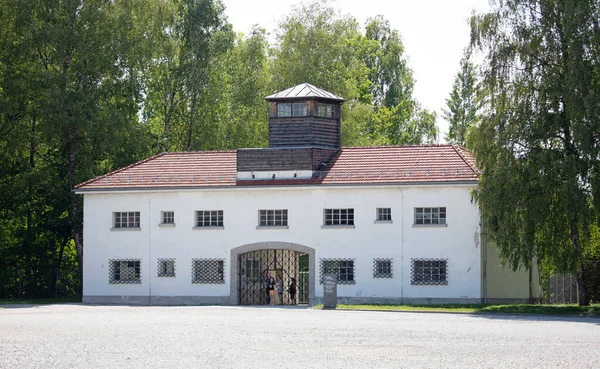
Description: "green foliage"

(443, 49), (480, 147)
(470, 0), (600, 305)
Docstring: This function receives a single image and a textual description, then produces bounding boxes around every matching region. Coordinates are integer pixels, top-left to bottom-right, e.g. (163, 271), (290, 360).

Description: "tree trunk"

(570, 222), (590, 306)
(67, 127), (84, 292)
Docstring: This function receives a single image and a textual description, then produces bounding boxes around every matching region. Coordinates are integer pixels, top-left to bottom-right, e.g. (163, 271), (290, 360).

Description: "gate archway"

(229, 242), (315, 306)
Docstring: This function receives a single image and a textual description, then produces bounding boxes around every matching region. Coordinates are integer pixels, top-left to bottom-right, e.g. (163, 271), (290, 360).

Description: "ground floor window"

(109, 259), (141, 284)
(373, 258), (393, 278)
(192, 259), (225, 284)
(157, 258), (176, 277)
(319, 258), (355, 284)
(411, 258), (448, 285)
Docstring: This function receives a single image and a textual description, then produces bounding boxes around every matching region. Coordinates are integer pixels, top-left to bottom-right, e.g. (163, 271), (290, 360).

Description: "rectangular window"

(373, 259), (393, 278)
(192, 259), (225, 284)
(195, 210), (223, 227)
(324, 208), (354, 226)
(376, 208), (392, 221)
(113, 212), (140, 228)
(161, 211), (174, 224)
(411, 259), (448, 285)
(259, 209), (288, 227)
(292, 102), (307, 116)
(277, 103), (292, 117)
(109, 259), (141, 284)
(317, 103), (335, 118)
(157, 258), (175, 277)
(320, 259), (355, 284)
(414, 207), (446, 225)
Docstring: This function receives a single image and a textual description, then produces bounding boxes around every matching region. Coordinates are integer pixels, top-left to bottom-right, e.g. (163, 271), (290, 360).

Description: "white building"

(75, 83), (539, 305)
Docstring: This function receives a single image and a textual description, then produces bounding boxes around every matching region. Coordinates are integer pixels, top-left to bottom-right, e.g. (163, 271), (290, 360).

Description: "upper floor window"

(324, 208), (354, 226)
(317, 103), (335, 118)
(161, 211), (174, 225)
(277, 102), (307, 117)
(259, 209), (288, 227)
(113, 212), (140, 229)
(195, 210), (223, 227)
(415, 207), (446, 225)
(376, 208), (392, 222)
(277, 103), (292, 117)
(292, 102), (306, 116)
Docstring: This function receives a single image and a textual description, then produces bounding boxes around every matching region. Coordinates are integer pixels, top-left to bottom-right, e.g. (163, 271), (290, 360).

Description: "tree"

(443, 49), (480, 146)
(470, 0), (600, 305)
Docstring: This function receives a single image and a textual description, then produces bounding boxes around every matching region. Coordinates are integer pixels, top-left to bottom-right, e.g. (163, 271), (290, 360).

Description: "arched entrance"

(229, 242), (315, 306)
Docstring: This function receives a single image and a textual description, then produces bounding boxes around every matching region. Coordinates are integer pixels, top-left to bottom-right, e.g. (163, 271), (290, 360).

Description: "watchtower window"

(293, 103), (306, 116)
(277, 103), (291, 117)
(277, 102), (307, 117)
(317, 103), (335, 118)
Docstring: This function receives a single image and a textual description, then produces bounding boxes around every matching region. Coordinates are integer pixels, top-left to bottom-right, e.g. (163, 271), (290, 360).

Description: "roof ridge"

(451, 145), (480, 176)
(74, 152), (168, 189)
(340, 144), (455, 150)
(165, 149), (237, 154)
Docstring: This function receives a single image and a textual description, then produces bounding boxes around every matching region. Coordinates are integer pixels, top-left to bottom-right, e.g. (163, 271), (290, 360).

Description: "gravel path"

(0, 304), (599, 368)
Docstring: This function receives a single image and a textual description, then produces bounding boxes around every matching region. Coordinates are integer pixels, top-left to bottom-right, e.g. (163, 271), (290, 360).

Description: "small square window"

(157, 258), (176, 277)
(376, 208), (392, 221)
(373, 259), (393, 278)
(317, 103), (335, 118)
(161, 211), (174, 224)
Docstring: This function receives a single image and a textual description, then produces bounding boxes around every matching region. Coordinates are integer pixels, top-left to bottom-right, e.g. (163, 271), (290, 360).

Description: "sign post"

(322, 274), (337, 309)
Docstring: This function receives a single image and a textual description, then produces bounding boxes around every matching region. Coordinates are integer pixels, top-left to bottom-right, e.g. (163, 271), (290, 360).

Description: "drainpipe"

(401, 192), (404, 305)
(481, 214), (487, 304)
(148, 195), (152, 306)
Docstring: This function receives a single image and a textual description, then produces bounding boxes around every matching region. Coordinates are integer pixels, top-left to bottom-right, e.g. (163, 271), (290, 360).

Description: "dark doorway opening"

(239, 249), (309, 305)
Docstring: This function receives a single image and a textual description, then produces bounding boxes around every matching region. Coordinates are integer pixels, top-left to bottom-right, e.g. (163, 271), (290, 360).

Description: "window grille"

(317, 103), (335, 118)
(292, 102), (307, 116)
(323, 209), (354, 226)
(161, 211), (174, 224)
(277, 103), (291, 117)
(109, 259), (141, 284)
(373, 258), (393, 278)
(259, 209), (288, 226)
(192, 259), (225, 284)
(414, 207), (446, 225)
(376, 208), (392, 221)
(411, 258), (448, 285)
(157, 258), (176, 277)
(195, 210), (223, 227)
(319, 259), (355, 284)
(113, 212), (140, 228)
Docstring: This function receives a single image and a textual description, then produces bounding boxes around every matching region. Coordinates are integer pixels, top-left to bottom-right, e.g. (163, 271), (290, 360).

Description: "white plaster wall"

(82, 184), (481, 301)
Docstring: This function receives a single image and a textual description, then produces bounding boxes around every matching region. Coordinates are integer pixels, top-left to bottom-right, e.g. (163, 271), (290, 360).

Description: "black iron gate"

(239, 249), (309, 305)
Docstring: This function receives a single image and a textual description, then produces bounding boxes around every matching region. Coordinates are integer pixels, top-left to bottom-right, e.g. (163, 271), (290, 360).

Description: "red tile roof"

(75, 145), (479, 191)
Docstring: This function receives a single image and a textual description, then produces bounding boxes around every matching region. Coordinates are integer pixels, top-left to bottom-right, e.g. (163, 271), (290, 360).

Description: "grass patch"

(0, 297), (81, 305)
(313, 303), (600, 317)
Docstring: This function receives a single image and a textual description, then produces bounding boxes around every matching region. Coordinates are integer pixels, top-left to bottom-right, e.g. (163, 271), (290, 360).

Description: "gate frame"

(230, 242), (316, 306)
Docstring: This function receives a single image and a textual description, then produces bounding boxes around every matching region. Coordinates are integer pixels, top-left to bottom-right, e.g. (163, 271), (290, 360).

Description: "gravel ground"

(0, 304), (599, 369)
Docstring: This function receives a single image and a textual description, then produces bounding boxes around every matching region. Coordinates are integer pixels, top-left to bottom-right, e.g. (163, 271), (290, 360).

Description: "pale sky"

(220, 0), (491, 140)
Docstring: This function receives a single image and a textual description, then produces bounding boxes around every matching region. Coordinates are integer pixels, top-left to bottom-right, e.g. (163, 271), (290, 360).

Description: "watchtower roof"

(265, 83), (345, 102)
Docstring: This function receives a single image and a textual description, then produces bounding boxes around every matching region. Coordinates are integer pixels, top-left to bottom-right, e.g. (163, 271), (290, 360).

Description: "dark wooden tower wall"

(267, 99), (341, 149)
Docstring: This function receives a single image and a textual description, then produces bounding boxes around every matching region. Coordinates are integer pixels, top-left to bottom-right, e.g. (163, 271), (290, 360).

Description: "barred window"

(373, 259), (393, 278)
(292, 103), (307, 116)
(317, 103), (335, 118)
(192, 259), (225, 284)
(195, 210), (223, 227)
(411, 259), (448, 285)
(161, 211), (174, 224)
(259, 209), (288, 226)
(109, 259), (141, 284)
(320, 259), (355, 284)
(376, 208), (392, 221)
(157, 258), (175, 277)
(415, 207), (446, 225)
(277, 103), (291, 117)
(113, 212), (140, 228)
(324, 208), (354, 226)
